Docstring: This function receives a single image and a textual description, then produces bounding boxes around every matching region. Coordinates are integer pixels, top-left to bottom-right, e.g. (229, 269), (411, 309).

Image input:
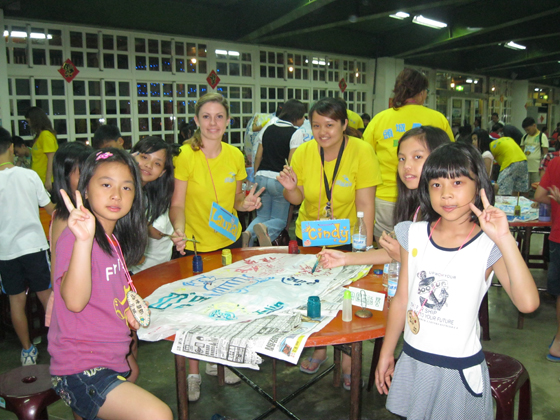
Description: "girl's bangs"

(423, 150), (474, 181)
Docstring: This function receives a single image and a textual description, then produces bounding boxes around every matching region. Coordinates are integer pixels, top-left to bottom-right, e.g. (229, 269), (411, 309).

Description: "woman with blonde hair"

(169, 92), (263, 402)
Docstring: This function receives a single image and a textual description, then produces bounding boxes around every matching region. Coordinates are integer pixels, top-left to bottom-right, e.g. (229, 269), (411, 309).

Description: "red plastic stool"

(0, 364), (60, 420)
(485, 351), (532, 420)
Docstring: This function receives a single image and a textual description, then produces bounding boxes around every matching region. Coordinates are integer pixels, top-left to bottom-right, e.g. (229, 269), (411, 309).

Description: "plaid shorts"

(497, 161), (529, 195)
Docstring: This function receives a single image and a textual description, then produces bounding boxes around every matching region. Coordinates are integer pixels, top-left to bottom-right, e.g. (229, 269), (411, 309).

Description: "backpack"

(521, 131), (546, 149)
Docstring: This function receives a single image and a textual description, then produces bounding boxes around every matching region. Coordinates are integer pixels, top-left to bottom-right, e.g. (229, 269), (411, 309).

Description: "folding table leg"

(350, 341), (362, 420)
(175, 354), (189, 420)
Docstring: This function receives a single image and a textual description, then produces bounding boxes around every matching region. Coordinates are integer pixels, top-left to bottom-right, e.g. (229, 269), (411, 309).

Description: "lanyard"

(107, 234), (137, 293)
(318, 138), (345, 219)
(203, 152), (219, 204)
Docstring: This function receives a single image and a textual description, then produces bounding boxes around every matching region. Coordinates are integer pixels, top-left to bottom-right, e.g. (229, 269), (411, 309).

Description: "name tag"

(301, 219), (350, 246)
(209, 202), (240, 242)
(348, 286), (385, 311)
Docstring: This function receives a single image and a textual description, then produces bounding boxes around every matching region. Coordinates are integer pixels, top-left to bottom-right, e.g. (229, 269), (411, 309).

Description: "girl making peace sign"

(376, 142), (539, 419)
(48, 149), (171, 420)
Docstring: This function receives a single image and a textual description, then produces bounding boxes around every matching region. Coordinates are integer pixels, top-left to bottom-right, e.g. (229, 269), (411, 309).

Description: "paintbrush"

(161, 233), (200, 243)
(311, 246), (326, 274)
(514, 192), (521, 217)
(192, 235), (198, 258)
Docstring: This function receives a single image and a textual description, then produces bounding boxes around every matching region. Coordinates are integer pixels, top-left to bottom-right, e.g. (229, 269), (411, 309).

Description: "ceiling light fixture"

(466, 78), (473, 83)
(412, 15), (447, 29)
(504, 41), (526, 50)
(389, 11), (410, 20)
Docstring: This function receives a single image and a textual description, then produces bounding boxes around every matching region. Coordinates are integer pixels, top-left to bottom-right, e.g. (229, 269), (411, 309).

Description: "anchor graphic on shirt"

(420, 288), (449, 311)
(417, 272), (449, 311)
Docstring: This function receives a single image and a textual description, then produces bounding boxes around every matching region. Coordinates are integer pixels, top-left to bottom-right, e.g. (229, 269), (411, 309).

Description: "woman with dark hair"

(319, 126), (450, 266)
(472, 129), (493, 177)
(277, 97), (381, 389)
(362, 68), (454, 241)
(25, 106), (58, 190)
(246, 99), (306, 246)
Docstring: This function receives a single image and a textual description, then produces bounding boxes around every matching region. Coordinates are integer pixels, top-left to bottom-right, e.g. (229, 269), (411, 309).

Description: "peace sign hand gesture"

(469, 188), (510, 245)
(60, 189), (96, 242)
(241, 183), (265, 212)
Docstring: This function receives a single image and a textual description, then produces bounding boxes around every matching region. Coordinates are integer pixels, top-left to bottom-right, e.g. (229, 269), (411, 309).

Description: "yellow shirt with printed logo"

(174, 143), (247, 252)
(363, 105), (453, 202)
(291, 136), (382, 240)
(31, 130), (58, 184)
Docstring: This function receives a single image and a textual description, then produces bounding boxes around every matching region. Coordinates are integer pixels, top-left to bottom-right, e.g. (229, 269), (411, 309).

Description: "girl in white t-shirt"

(130, 137), (180, 273)
(376, 142), (539, 419)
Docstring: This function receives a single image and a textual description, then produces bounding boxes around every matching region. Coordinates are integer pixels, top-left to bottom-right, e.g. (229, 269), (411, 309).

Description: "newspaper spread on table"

(137, 253), (371, 369)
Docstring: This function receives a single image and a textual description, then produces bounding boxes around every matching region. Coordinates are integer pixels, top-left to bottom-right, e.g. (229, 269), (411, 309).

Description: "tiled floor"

(1, 236), (559, 419)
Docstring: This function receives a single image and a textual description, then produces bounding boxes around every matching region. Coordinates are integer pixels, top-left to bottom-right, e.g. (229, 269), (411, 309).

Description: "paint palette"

(127, 291), (150, 327)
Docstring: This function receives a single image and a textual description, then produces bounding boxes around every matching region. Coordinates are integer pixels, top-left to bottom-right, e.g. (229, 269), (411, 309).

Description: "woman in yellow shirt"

(25, 107), (58, 191)
(278, 97), (381, 389)
(169, 92), (263, 401)
(362, 68), (453, 240)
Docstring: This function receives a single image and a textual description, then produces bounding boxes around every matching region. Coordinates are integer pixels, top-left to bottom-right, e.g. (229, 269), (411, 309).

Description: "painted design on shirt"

(113, 283), (132, 322)
(224, 172), (237, 183)
(335, 175), (352, 187)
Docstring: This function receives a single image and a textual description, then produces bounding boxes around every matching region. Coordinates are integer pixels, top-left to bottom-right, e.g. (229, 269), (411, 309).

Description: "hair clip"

(96, 151), (113, 160)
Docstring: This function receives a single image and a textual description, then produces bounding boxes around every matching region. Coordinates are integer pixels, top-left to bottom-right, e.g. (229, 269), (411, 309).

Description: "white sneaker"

(21, 344), (38, 366)
(187, 374), (201, 402)
(205, 363), (241, 384)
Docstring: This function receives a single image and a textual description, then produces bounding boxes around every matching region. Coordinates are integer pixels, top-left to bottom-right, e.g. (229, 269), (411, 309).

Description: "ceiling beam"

(238, 0), (338, 42)
(252, 0), (471, 44)
(405, 31), (560, 59)
(528, 71), (560, 81)
(476, 50), (560, 72)
(396, 5), (560, 58)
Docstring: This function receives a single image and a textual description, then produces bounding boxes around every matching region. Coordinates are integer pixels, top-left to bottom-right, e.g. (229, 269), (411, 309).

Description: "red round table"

(133, 246), (387, 420)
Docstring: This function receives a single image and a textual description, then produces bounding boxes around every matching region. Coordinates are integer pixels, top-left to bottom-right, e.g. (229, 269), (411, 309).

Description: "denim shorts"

(52, 367), (130, 420)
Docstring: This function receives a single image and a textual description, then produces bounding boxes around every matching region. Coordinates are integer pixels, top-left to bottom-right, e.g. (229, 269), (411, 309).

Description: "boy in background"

(12, 136), (32, 168)
(92, 124), (125, 149)
(0, 127), (54, 365)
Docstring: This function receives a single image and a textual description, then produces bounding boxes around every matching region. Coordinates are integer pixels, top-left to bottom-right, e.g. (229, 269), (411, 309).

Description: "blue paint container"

(193, 255), (203, 273)
(307, 296), (321, 318)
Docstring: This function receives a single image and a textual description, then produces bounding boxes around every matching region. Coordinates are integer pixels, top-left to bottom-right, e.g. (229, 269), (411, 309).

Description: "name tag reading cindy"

(209, 202), (240, 242)
(301, 219), (350, 246)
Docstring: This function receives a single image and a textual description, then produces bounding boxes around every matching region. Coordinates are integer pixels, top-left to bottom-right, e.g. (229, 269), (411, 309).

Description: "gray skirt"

(386, 352), (493, 420)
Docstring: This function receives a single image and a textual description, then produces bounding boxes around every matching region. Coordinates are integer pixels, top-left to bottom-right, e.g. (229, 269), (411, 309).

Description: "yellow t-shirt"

(490, 137), (527, 171)
(291, 136), (382, 240)
(363, 105), (454, 202)
(174, 143), (247, 252)
(346, 109), (364, 130)
(31, 130), (58, 184)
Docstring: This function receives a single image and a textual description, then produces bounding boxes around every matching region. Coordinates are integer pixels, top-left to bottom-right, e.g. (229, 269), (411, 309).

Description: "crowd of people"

(0, 66), (555, 419)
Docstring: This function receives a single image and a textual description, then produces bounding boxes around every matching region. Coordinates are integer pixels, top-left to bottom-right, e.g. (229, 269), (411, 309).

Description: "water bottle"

(352, 211), (367, 252)
(387, 259), (400, 303)
(382, 263), (389, 290)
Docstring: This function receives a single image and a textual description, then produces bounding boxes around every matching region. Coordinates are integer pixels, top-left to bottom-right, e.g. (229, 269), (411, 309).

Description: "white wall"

(373, 57), (404, 116)
(511, 80), (529, 129)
